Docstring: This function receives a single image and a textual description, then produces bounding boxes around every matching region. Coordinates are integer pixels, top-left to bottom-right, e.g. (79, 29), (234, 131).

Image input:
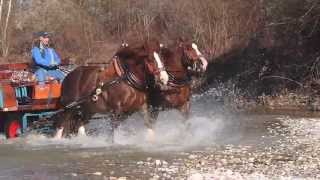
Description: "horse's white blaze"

(199, 56), (208, 71)
(54, 127), (64, 139)
(153, 52), (164, 68)
(78, 126), (86, 136)
(192, 43), (208, 71)
(153, 52), (169, 85)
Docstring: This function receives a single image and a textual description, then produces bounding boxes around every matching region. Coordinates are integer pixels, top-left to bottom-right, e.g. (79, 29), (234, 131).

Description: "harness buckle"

(96, 88), (102, 95)
(92, 94), (98, 101)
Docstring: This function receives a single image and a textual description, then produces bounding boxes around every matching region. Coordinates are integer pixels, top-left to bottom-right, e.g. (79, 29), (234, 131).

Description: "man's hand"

(48, 65), (58, 69)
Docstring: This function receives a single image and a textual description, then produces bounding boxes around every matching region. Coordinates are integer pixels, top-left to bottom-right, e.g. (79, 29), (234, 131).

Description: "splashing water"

(8, 110), (229, 151)
(1, 86), (320, 179)
(0, 86), (243, 151)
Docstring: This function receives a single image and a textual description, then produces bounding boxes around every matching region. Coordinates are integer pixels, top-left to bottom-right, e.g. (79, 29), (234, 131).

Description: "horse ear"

(177, 37), (185, 47)
(121, 41), (128, 48)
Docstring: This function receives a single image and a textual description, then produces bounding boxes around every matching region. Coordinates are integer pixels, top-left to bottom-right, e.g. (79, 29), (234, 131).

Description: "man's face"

(40, 36), (49, 45)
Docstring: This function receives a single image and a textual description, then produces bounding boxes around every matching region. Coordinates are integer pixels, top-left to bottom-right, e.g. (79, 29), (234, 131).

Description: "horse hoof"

(53, 127), (64, 139)
(77, 126), (87, 137)
(146, 128), (155, 142)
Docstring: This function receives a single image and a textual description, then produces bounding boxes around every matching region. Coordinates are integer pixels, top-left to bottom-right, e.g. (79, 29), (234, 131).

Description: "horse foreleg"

(77, 125), (86, 136)
(76, 111), (91, 137)
(53, 127), (64, 139)
(110, 113), (121, 143)
(150, 106), (159, 125)
(53, 111), (74, 139)
(179, 101), (190, 121)
(142, 103), (156, 142)
(178, 101), (192, 132)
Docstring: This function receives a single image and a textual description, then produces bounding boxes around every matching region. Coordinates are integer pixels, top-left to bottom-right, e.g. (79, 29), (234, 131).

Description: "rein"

(58, 60), (124, 112)
(60, 74), (124, 112)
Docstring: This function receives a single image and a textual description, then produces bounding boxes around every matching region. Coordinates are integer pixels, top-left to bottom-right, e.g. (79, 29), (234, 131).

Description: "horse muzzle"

(159, 70), (169, 85)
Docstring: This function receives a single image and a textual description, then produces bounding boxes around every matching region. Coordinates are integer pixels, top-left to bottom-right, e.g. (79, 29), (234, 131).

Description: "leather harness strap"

(92, 55), (148, 101)
(113, 56), (125, 77)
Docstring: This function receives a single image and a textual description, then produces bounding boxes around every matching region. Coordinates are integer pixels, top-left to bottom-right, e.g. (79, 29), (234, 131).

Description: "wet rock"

(137, 161), (144, 165)
(188, 173), (203, 180)
(162, 160), (168, 166)
(188, 155), (197, 159)
(220, 158), (228, 165)
(92, 172), (102, 176)
(155, 160), (162, 166)
(248, 157), (255, 163)
(151, 174), (160, 180)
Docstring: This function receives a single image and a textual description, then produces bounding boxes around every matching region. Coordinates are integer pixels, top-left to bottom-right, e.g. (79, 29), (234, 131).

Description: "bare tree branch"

(0, 0), (3, 24)
(2, 0), (13, 57)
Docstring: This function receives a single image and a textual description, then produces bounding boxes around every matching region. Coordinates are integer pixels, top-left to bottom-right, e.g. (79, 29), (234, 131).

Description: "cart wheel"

(4, 114), (22, 138)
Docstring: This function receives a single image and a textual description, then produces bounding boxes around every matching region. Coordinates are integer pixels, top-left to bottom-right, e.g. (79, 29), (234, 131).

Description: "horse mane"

(160, 47), (174, 64)
(115, 38), (161, 64)
(115, 47), (138, 61)
(160, 40), (186, 65)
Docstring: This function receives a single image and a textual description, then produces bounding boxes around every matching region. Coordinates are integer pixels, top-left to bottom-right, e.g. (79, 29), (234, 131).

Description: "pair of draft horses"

(53, 38), (208, 140)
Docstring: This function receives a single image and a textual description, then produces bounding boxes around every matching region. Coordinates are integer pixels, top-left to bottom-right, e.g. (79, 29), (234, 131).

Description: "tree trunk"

(0, 0), (3, 24)
(2, 0), (12, 57)
(0, 0), (4, 57)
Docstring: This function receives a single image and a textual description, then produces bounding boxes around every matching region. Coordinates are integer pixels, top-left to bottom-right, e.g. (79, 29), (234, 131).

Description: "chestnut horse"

(148, 39), (208, 124)
(53, 39), (169, 139)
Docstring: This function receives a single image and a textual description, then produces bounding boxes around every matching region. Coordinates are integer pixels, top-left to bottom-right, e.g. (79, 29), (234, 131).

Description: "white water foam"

(112, 110), (226, 149)
(0, 87), (241, 150)
(0, 109), (229, 151)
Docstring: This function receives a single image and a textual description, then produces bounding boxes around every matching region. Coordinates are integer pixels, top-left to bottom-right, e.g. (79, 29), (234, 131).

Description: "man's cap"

(35, 31), (50, 37)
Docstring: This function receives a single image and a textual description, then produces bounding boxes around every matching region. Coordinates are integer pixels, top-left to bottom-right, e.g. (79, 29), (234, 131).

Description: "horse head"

(140, 39), (169, 86)
(116, 39), (169, 86)
(176, 38), (208, 74)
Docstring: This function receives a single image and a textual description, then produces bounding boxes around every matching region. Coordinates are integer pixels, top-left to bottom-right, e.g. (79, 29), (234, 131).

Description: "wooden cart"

(0, 63), (72, 138)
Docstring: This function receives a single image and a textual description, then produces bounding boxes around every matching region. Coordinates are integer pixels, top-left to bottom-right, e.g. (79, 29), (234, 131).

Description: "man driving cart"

(31, 31), (65, 84)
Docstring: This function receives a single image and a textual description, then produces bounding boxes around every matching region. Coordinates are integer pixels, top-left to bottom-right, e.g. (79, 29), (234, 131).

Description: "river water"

(0, 88), (320, 179)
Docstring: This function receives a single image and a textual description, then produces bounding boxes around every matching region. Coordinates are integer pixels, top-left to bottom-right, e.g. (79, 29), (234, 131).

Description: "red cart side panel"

(1, 84), (18, 111)
(0, 71), (13, 80)
(0, 63), (29, 71)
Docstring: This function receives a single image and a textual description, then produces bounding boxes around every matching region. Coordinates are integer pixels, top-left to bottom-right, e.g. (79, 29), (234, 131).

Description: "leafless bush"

(3, 0), (263, 62)
(90, 0), (262, 58)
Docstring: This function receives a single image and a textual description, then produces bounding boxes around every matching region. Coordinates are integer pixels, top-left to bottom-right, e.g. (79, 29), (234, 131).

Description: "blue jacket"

(31, 46), (61, 68)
